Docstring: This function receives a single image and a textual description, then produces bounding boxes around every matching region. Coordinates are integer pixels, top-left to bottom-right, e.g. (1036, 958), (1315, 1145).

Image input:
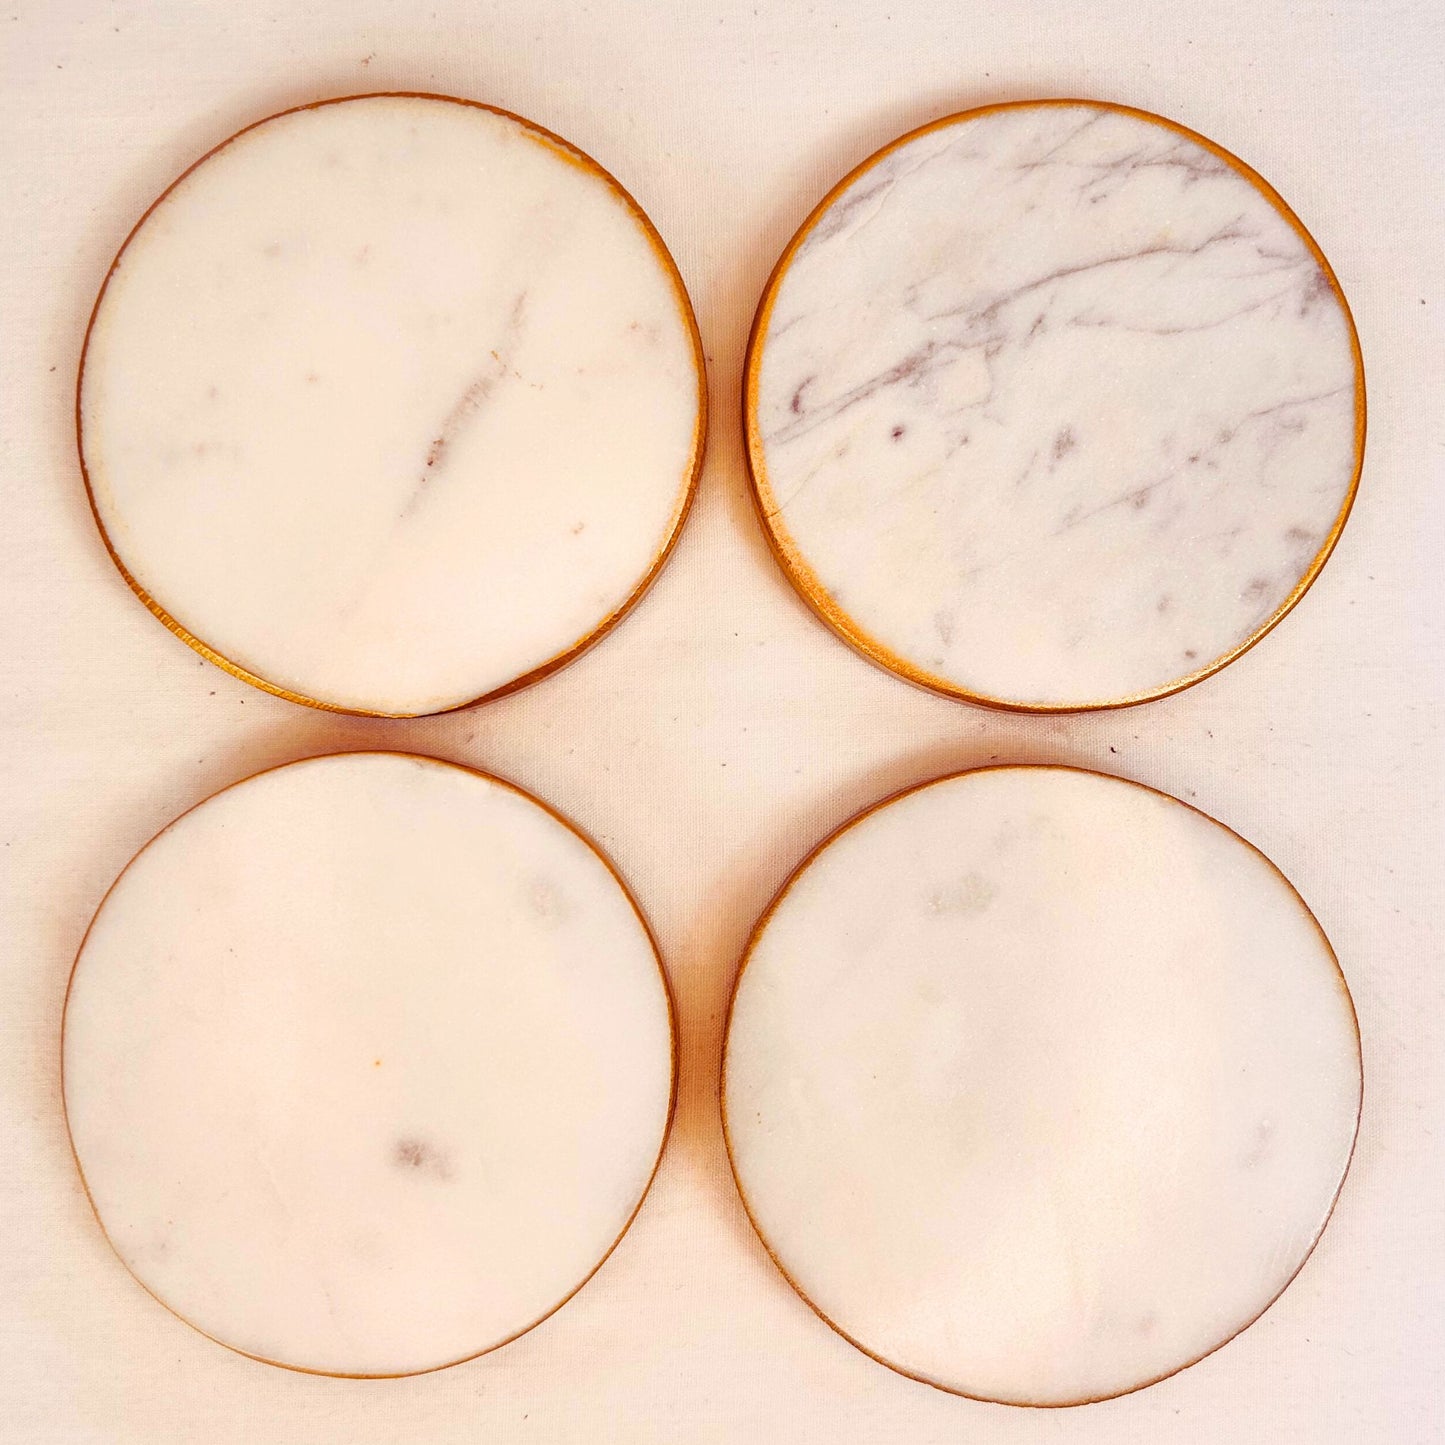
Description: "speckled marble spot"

(62, 753), (673, 1376)
(80, 95), (703, 715)
(724, 766), (1360, 1405)
(748, 102), (1362, 708)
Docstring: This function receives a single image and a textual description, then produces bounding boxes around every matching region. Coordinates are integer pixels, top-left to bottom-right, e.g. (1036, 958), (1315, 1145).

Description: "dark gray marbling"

(754, 104), (1360, 705)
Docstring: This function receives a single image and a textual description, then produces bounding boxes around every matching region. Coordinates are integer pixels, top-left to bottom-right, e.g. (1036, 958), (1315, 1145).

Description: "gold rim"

(743, 98), (1367, 713)
(719, 761), (1363, 1407)
(77, 92), (710, 719)
(60, 749), (680, 1379)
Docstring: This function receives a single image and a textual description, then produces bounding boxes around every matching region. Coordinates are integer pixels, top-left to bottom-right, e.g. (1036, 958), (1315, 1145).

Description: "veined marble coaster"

(746, 100), (1364, 709)
(723, 766), (1360, 1406)
(79, 93), (705, 716)
(63, 753), (674, 1376)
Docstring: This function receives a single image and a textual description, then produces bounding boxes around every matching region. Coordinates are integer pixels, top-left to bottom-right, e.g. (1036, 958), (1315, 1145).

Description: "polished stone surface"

(725, 766), (1360, 1404)
(750, 102), (1360, 707)
(63, 753), (674, 1376)
(81, 95), (702, 715)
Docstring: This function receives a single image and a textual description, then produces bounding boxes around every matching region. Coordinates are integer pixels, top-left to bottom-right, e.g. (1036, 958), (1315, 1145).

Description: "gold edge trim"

(742, 96), (1368, 714)
(76, 91), (709, 719)
(717, 761), (1364, 1408)
(59, 748), (681, 1379)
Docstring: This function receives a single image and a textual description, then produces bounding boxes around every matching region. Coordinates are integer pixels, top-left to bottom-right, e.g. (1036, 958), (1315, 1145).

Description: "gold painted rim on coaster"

(60, 750), (680, 1379)
(77, 92), (710, 719)
(742, 98), (1368, 713)
(719, 762), (1363, 1408)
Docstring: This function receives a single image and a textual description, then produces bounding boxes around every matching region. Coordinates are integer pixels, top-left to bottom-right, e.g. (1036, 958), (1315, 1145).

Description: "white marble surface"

(752, 102), (1361, 707)
(61, 753), (674, 1376)
(5, 5), (1442, 1443)
(725, 767), (1361, 1405)
(80, 94), (702, 715)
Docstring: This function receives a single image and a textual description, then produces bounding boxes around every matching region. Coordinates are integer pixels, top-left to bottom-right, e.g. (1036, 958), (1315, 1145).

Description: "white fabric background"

(2, 1), (1441, 1440)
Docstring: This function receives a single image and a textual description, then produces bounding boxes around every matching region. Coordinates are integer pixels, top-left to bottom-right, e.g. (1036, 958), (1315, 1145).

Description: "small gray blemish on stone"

(530, 877), (570, 924)
(928, 872), (997, 917)
(1241, 1119), (1274, 1168)
(393, 1137), (453, 1180)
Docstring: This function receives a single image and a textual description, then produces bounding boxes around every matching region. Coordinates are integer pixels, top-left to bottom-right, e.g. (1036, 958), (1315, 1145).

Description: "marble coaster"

(723, 766), (1360, 1406)
(63, 753), (675, 1376)
(79, 94), (705, 716)
(746, 100), (1364, 709)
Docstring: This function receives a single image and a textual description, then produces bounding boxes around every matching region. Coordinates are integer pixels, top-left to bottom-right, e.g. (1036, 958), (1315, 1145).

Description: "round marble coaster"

(63, 753), (675, 1376)
(746, 100), (1364, 710)
(79, 93), (705, 716)
(723, 766), (1360, 1406)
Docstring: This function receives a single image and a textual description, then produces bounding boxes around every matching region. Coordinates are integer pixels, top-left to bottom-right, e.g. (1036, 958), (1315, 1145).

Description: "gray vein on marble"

(413, 290), (532, 511)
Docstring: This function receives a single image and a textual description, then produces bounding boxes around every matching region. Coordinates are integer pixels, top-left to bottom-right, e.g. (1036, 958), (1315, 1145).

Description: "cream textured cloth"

(1, 1), (1441, 1440)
